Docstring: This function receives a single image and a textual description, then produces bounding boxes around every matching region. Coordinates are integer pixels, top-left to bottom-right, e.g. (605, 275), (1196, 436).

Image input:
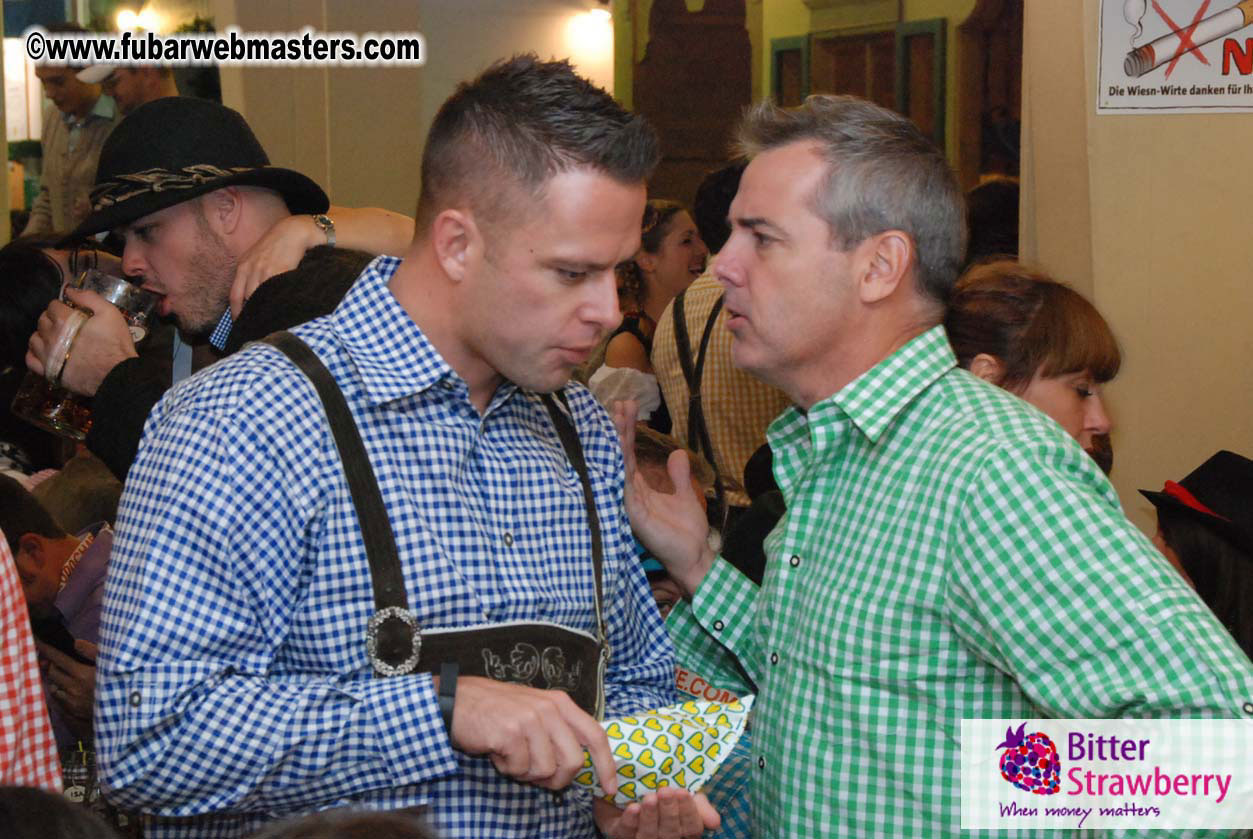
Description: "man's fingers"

(666, 449), (694, 500)
(35, 640), (74, 671)
(692, 792), (720, 830)
(61, 286), (105, 312)
(612, 401), (639, 471)
(229, 272), (247, 318)
(563, 700), (618, 797)
(25, 343), (46, 376)
(74, 639), (99, 662)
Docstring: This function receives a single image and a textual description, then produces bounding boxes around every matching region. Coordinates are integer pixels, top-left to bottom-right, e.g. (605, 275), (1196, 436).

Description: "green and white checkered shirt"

(668, 325), (1253, 838)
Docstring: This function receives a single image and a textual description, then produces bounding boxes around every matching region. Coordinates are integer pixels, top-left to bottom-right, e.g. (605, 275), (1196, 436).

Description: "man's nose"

(121, 243), (147, 280)
(586, 270), (622, 333)
(714, 235), (745, 290)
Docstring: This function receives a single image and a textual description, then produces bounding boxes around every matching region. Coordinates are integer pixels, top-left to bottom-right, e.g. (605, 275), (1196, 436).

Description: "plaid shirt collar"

(778, 323), (955, 446)
(329, 255), (520, 409)
(208, 309), (233, 350)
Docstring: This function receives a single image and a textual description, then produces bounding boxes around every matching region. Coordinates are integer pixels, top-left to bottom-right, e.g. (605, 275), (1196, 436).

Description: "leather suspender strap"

(672, 291), (727, 523)
(263, 331), (420, 676)
(539, 392), (607, 656)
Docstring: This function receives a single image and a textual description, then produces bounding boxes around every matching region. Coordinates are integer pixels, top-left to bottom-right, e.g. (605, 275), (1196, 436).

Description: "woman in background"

(945, 260), (1120, 472)
(590, 200), (707, 433)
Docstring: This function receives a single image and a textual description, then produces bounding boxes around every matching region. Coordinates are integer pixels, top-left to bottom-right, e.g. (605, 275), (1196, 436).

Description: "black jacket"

(87, 247), (373, 479)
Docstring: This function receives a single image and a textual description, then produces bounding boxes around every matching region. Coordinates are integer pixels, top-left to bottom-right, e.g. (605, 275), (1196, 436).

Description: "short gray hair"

(738, 95), (967, 304)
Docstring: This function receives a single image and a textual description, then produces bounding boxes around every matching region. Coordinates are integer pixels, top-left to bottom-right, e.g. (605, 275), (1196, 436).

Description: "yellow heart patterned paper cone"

(572, 695), (754, 806)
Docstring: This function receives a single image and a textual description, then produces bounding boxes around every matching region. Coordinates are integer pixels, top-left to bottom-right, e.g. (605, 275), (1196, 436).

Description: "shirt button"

(770, 652), (779, 665)
(503, 532), (513, 547)
(440, 380), (454, 390)
(789, 554), (800, 568)
(712, 620), (725, 632)
(757, 756), (766, 769)
(129, 690), (142, 707)
(1244, 702), (1253, 715)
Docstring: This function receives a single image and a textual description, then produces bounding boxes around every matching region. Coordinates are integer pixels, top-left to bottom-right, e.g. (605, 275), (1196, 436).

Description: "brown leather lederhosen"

(265, 332), (608, 718)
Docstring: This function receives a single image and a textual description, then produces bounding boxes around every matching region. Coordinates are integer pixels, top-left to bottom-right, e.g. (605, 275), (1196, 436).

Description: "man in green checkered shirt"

(614, 96), (1253, 838)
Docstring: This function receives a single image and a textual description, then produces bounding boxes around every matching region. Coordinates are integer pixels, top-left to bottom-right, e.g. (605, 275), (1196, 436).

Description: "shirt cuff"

(361, 672), (459, 787)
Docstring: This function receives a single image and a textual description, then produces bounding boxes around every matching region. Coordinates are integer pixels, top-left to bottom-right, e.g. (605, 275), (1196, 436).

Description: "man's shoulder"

(160, 323), (338, 423)
(917, 367), (1111, 492)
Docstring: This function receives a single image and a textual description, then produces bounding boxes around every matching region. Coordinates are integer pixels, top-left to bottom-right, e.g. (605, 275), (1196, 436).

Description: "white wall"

(1021, 0), (1253, 533)
(212, 0), (616, 214)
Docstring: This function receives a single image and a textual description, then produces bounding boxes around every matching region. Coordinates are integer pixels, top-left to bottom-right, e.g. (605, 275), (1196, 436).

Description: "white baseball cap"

(76, 64), (120, 84)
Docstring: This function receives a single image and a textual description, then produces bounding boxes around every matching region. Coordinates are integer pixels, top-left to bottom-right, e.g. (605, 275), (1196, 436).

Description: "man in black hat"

(24, 97), (407, 479)
(93, 56), (713, 839)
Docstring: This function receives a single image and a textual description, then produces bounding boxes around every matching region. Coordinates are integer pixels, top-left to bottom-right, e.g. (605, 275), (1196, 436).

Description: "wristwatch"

(438, 661), (458, 736)
(312, 213), (335, 248)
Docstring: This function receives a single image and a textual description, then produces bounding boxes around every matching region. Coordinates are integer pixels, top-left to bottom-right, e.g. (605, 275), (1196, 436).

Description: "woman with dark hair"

(945, 260), (1121, 470)
(1141, 451), (1253, 660)
(589, 200), (707, 433)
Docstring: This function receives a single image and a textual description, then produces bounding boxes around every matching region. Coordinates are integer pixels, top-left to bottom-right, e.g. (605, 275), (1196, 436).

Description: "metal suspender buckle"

(366, 606), (422, 677)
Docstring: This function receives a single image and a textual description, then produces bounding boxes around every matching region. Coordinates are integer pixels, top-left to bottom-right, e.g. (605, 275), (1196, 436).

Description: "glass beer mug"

(11, 269), (158, 441)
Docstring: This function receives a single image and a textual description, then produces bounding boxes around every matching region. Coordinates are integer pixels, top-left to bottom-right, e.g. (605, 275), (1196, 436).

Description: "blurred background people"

(0, 475), (108, 753)
(945, 260), (1120, 472)
(23, 24), (118, 237)
(1141, 450), (1253, 660)
(963, 176), (1019, 268)
(652, 161), (790, 526)
(588, 199), (707, 432)
(79, 63), (179, 116)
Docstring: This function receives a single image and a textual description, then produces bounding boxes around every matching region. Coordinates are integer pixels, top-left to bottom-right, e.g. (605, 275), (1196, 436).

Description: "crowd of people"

(0, 43), (1249, 839)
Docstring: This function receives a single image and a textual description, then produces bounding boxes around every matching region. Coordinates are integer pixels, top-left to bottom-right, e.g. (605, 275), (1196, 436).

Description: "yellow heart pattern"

(571, 694), (755, 807)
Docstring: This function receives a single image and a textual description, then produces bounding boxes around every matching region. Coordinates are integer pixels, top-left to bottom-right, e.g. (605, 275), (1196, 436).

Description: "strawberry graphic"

(996, 722), (1060, 795)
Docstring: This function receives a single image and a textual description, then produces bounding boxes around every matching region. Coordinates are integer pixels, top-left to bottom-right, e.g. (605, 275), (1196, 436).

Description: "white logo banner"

(961, 719), (1253, 830)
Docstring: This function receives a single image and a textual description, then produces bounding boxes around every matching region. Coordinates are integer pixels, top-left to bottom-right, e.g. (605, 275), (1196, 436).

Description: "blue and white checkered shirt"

(96, 256), (676, 838)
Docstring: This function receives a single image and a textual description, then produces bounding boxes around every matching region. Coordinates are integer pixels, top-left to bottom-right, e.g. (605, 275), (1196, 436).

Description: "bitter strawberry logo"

(996, 722), (1061, 795)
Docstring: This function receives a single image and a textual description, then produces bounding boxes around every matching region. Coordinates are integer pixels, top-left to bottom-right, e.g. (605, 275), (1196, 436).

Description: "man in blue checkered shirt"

(94, 57), (718, 839)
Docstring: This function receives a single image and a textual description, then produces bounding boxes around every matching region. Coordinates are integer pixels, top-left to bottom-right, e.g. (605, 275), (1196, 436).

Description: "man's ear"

(968, 352), (1006, 384)
(430, 208), (480, 283)
(857, 230), (914, 305)
(201, 187), (244, 236)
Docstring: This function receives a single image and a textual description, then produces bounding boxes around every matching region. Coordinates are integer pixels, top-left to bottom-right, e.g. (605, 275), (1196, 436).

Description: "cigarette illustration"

(1124, 0), (1253, 76)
